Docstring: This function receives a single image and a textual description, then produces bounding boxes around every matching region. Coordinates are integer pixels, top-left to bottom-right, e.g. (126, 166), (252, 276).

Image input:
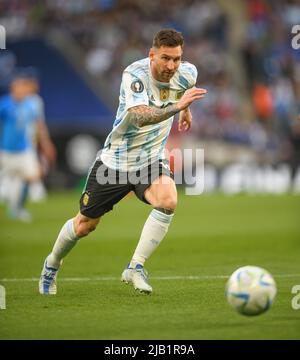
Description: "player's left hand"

(178, 107), (192, 132)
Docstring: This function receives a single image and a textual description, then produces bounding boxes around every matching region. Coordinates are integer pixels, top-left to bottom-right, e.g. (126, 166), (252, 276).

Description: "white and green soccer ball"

(226, 266), (277, 316)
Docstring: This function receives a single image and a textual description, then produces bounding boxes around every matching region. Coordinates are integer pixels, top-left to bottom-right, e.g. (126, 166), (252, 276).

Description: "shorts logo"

(131, 80), (144, 93)
(83, 192), (90, 206)
(160, 88), (169, 101)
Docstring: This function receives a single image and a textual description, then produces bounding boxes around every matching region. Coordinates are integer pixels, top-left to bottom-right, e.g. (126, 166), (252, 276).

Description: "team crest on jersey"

(175, 90), (184, 100)
(159, 88), (170, 101)
(131, 80), (144, 93)
(82, 192), (90, 206)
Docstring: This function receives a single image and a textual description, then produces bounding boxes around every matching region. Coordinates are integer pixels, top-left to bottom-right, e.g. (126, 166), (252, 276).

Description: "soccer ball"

(226, 266), (277, 316)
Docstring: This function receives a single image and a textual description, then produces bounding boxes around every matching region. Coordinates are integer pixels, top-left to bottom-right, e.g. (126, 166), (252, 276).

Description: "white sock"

(130, 209), (174, 268)
(47, 219), (79, 269)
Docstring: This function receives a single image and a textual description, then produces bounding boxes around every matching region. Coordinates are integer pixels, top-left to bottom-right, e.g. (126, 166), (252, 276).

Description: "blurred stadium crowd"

(1, 0), (300, 189)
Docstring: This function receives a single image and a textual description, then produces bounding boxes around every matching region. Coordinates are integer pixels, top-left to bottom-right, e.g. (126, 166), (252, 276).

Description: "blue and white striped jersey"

(100, 57), (197, 171)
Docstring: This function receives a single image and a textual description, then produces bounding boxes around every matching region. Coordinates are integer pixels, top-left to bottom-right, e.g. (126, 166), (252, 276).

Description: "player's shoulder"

(0, 94), (12, 109)
(0, 94), (11, 103)
(179, 61), (198, 80)
(123, 58), (149, 81)
(24, 95), (45, 120)
(26, 94), (43, 107)
(177, 61), (198, 89)
(27, 94), (43, 101)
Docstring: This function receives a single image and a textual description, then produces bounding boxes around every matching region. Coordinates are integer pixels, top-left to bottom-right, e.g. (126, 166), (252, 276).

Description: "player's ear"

(149, 48), (155, 60)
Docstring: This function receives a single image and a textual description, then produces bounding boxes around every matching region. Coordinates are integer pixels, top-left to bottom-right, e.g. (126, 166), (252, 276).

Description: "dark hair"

(153, 29), (184, 49)
(11, 67), (40, 82)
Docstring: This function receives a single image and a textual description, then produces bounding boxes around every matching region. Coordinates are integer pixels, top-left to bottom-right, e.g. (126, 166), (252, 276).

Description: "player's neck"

(150, 61), (170, 85)
(11, 94), (26, 102)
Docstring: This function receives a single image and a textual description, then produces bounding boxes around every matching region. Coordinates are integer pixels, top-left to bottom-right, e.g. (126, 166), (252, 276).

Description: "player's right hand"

(176, 87), (207, 111)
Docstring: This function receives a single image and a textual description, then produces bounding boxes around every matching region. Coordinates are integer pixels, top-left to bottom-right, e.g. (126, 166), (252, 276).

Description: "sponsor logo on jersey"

(83, 192), (90, 206)
(159, 88), (170, 101)
(131, 80), (144, 93)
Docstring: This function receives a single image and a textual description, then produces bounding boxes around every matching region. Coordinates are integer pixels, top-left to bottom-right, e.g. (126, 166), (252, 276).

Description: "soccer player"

(0, 71), (55, 221)
(26, 73), (56, 199)
(39, 29), (207, 295)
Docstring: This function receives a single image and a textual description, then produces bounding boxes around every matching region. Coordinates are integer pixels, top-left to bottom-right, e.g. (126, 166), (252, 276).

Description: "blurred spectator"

(289, 115), (300, 178)
(252, 82), (274, 121)
(0, 50), (16, 95)
(1, 0), (299, 168)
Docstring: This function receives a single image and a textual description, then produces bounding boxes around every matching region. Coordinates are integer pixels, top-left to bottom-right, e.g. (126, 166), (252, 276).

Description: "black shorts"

(79, 159), (174, 218)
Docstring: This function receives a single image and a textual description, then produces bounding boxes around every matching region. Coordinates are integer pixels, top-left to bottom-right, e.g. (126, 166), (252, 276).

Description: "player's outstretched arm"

(129, 104), (179, 127)
(129, 87), (206, 127)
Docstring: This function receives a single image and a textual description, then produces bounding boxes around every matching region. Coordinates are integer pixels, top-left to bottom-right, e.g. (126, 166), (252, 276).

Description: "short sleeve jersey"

(100, 57), (197, 171)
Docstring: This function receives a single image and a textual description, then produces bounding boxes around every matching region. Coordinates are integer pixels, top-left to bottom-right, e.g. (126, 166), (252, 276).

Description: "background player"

(39, 29), (207, 295)
(0, 71), (56, 221)
(26, 72), (56, 200)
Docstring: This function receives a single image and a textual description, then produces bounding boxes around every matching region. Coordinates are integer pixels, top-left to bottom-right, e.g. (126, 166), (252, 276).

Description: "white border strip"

(0, 274), (299, 282)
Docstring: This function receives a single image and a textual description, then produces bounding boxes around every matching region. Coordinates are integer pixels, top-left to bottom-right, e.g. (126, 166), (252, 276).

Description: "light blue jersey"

(100, 57), (197, 171)
(26, 94), (45, 122)
(0, 94), (44, 152)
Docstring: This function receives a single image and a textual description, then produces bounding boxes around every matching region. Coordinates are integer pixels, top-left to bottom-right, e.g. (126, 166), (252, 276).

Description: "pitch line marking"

(0, 274), (299, 282)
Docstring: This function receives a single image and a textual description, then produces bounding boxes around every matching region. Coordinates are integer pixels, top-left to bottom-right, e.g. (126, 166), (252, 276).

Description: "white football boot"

(39, 258), (61, 295)
(121, 264), (152, 294)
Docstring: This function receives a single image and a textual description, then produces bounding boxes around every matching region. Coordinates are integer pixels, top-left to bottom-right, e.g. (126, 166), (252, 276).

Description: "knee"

(156, 196), (177, 211)
(74, 216), (100, 237)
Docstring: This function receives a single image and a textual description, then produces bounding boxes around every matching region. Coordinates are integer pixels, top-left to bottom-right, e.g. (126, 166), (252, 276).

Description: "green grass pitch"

(0, 191), (299, 339)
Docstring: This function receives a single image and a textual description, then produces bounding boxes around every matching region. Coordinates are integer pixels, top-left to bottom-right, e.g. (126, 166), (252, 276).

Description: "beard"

(161, 70), (175, 81)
